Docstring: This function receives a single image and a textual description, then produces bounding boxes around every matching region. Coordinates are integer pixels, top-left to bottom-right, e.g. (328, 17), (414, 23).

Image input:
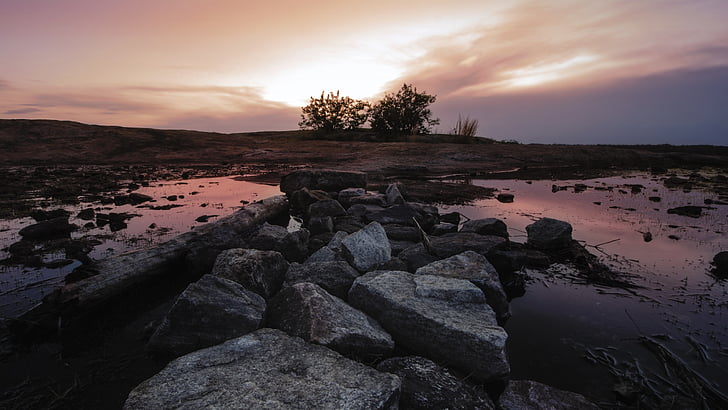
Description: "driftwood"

(23, 195), (289, 326)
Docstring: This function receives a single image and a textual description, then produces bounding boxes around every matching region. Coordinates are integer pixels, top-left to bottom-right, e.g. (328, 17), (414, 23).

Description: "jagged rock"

(18, 217), (76, 240)
(333, 215), (366, 233)
(280, 169), (368, 194)
(431, 222), (458, 236)
(366, 204), (420, 226)
(440, 212), (461, 225)
(125, 329), (400, 410)
(526, 218), (573, 250)
(308, 216), (334, 235)
(416, 251), (510, 323)
(385, 184), (405, 205)
(350, 194), (388, 207)
(246, 223), (310, 263)
(389, 240), (417, 257)
(342, 222), (391, 272)
(379, 257), (409, 272)
(267, 283), (394, 360)
(377, 356), (495, 410)
(383, 224), (421, 242)
(398, 243), (441, 272)
(147, 275), (265, 357)
(284, 261), (359, 299)
(338, 188), (366, 208)
(713, 251), (728, 277)
(349, 271), (510, 382)
(308, 199), (347, 219)
(211, 248), (289, 299)
(306, 231), (348, 264)
(460, 218), (509, 239)
(289, 187), (330, 212)
(430, 233), (507, 258)
(498, 380), (600, 410)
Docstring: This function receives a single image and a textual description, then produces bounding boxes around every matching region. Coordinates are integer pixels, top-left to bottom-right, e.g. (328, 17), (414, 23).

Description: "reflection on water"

(441, 172), (728, 404)
(0, 177), (280, 317)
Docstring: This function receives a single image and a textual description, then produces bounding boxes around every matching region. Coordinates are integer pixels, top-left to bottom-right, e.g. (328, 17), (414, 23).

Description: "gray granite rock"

(430, 233), (507, 258)
(211, 248), (289, 299)
(125, 328), (400, 410)
(349, 270), (509, 382)
(526, 218), (573, 250)
(499, 380), (601, 410)
(342, 222), (391, 272)
(267, 283), (394, 360)
(306, 231), (348, 264)
(284, 261), (359, 300)
(460, 218), (509, 239)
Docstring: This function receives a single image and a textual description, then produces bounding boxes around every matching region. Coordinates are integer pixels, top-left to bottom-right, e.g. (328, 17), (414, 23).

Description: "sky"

(1, 0), (727, 144)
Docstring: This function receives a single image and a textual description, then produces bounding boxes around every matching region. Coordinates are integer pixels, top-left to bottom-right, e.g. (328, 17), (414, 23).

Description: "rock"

(128, 192), (153, 205)
(416, 251), (510, 323)
(389, 240), (417, 257)
(284, 261), (360, 300)
(440, 212), (461, 225)
(211, 248), (289, 299)
(267, 283), (394, 360)
(398, 243), (441, 272)
(308, 199), (348, 220)
(347, 203), (386, 217)
(308, 216), (334, 235)
(306, 231), (348, 264)
(377, 356), (495, 410)
(342, 222), (392, 272)
(337, 188), (366, 208)
(663, 176), (690, 188)
(0, 318), (17, 361)
(366, 204), (420, 226)
(246, 223), (310, 263)
(76, 208), (96, 220)
(526, 218), (573, 250)
(498, 380), (600, 410)
(667, 206), (704, 218)
(280, 169), (368, 195)
(125, 328), (400, 410)
(430, 233), (507, 258)
(349, 271), (510, 382)
(431, 222), (458, 236)
(147, 275), (265, 357)
(713, 251), (728, 277)
(379, 257), (409, 272)
(649, 196), (661, 202)
(350, 194), (388, 207)
(18, 217), (76, 240)
(385, 183), (405, 205)
(460, 218), (509, 239)
(333, 215), (366, 233)
(383, 224), (421, 242)
(496, 193), (514, 203)
(30, 208), (70, 222)
(289, 187), (330, 212)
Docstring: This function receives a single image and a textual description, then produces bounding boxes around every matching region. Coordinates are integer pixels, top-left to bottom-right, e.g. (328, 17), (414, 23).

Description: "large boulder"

(337, 188), (366, 208)
(284, 261), (360, 300)
(147, 275), (265, 357)
(349, 271), (510, 382)
(342, 222), (392, 272)
(18, 217), (76, 240)
(280, 169), (367, 195)
(246, 223), (309, 262)
(430, 233), (507, 258)
(267, 283), (394, 360)
(211, 248), (289, 299)
(365, 204), (419, 226)
(498, 380), (600, 410)
(306, 231), (348, 264)
(289, 187), (331, 212)
(460, 218), (509, 239)
(124, 328), (400, 410)
(383, 224), (421, 242)
(526, 218), (573, 250)
(398, 243), (441, 272)
(308, 199), (347, 219)
(377, 356), (495, 410)
(415, 251), (511, 323)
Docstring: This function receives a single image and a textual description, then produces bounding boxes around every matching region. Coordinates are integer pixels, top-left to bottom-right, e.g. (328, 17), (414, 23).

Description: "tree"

(299, 91), (370, 132)
(369, 83), (439, 135)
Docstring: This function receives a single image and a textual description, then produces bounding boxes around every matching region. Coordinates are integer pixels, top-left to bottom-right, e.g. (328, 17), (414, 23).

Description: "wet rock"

(148, 275), (265, 357)
(350, 193), (388, 207)
(383, 224), (421, 242)
(366, 204), (420, 226)
(267, 283), (394, 360)
(431, 222), (458, 236)
(195, 214), (217, 223)
(416, 251), (510, 323)
(76, 208), (95, 221)
(165, 195), (178, 201)
(498, 380), (600, 410)
(663, 176), (690, 188)
(667, 205), (704, 218)
(284, 261), (359, 300)
(385, 183), (405, 205)
(377, 356), (495, 410)
(460, 218), (509, 239)
(289, 187), (330, 212)
(211, 248), (289, 299)
(349, 271), (510, 382)
(338, 187), (366, 208)
(280, 169), (368, 195)
(19, 217), (76, 240)
(526, 218), (573, 250)
(30, 208), (71, 222)
(712, 251), (728, 277)
(643, 232), (653, 242)
(96, 212), (137, 232)
(128, 192), (153, 205)
(246, 223), (310, 263)
(430, 232), (507, 258)
(306, 231), (348, 264)
(496, 193), (514, 203)
(342, 222), (391, 272)
(125, 328), (400, 410)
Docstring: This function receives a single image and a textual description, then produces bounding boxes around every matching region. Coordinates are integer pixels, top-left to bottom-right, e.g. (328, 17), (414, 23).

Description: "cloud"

(3, 107), (42, 115)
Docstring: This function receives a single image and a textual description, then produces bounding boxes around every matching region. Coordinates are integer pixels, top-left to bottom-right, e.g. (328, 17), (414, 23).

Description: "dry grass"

(452, 115), (479, 137)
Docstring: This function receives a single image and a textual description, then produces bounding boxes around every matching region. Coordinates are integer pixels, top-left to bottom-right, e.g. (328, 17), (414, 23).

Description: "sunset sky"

(2, 0), (727, 144)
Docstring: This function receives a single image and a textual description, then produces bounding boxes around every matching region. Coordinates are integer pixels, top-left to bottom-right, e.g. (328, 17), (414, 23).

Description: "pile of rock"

(126, 169), (601, 409)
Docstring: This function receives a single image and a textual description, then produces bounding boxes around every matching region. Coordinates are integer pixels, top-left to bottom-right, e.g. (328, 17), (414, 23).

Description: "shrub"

(452, 115), (478, 137)
(370, 84), (440, 135)
(299, 91), (370, 132)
